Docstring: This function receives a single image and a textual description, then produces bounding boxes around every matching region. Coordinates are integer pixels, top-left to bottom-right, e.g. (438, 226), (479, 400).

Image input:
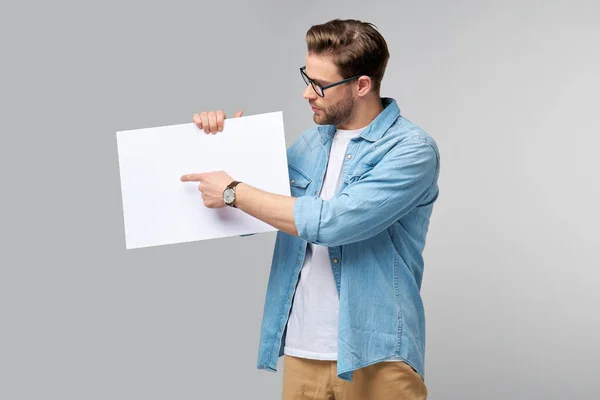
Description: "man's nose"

(303, 84), (317, 100)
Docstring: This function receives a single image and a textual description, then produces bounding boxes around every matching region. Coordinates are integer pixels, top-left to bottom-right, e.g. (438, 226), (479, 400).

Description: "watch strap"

(227, 180), (242, 190)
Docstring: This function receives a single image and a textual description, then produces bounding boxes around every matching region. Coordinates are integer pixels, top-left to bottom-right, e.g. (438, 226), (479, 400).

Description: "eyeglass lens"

(301, 69), (324, 96)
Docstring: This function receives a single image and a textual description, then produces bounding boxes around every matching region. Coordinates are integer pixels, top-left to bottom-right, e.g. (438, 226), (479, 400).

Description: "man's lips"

(310, 104), (320, 111)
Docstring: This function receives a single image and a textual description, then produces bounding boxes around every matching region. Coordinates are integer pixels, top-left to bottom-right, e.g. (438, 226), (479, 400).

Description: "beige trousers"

(282, 355), (427, 400)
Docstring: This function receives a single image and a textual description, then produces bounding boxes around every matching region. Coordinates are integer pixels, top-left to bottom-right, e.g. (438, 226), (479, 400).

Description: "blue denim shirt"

(255, 97), (440, 382)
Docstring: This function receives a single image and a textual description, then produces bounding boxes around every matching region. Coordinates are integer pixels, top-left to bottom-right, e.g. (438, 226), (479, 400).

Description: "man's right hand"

(193, 110), (244, 134)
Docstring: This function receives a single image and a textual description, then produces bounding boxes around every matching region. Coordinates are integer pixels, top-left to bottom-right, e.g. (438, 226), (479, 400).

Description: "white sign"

(116, 111), (290, 249)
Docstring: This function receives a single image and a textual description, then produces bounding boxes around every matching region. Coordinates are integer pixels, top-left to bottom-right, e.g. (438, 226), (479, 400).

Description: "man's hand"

(180, 171), (236, 208)
(181, 171), (299, 237)
(193, 109), (244, 134)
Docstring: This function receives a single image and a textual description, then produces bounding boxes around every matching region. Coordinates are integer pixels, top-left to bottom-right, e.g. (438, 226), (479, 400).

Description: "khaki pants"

(282, 355), (427, 400)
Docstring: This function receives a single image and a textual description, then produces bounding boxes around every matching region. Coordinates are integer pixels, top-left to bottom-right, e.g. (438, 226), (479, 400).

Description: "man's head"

(301, 19), (390, 127)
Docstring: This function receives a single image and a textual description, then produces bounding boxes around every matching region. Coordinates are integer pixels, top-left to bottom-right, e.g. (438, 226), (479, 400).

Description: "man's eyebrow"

(312, 77), (330, 86)
(306, 71), (329, 86)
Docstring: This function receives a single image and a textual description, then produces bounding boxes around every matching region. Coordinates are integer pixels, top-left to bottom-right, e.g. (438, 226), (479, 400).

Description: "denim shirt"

(255, 97), (441, 382)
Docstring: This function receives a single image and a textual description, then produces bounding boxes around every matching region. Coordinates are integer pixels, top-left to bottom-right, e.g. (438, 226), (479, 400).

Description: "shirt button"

(347, 154), (352, 159)
(291, 179), (295, 183)
(333, 258), (338, 263)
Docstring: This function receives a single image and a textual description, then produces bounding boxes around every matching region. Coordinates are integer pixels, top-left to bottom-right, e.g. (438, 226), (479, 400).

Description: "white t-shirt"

(283, 126), (365, 360)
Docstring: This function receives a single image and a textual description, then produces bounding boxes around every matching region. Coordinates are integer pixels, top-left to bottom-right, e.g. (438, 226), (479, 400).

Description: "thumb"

(193, 113), (202, 127)
(234, 110), (243, 118)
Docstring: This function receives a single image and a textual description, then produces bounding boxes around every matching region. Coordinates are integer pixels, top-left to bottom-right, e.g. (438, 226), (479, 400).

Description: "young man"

(181, 18), (440, 400)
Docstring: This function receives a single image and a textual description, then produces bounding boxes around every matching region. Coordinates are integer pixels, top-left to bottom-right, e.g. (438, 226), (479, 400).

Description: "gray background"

(1, 0), (599, 399)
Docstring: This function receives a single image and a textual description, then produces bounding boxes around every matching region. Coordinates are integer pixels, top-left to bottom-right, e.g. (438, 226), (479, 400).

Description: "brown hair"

(306, 18), (390, 94)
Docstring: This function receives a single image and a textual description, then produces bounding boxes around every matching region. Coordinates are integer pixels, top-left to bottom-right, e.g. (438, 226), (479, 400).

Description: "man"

(181, 18), (440, 400)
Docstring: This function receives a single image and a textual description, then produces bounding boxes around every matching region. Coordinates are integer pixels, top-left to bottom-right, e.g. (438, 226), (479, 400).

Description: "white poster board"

(116, 111), (290, 249)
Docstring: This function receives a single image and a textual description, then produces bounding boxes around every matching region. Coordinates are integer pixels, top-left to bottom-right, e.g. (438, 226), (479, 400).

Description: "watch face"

(223, 188), (234, 204)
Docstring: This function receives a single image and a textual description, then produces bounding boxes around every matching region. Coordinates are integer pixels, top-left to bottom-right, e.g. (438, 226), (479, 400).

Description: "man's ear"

(356, 76), (372, 97)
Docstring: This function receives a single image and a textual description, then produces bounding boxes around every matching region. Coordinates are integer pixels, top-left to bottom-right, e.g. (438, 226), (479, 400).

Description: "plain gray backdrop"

(2, 0), (599, 399)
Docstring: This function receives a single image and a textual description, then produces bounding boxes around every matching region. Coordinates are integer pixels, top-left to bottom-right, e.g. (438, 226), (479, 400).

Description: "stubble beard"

(313, 92), (356, 126)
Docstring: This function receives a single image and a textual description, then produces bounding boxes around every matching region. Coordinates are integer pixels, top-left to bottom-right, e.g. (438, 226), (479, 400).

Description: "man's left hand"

(180, 171), (235, 208)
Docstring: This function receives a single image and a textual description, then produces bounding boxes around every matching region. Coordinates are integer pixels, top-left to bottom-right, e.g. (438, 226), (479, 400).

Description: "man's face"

(302, 53), (356, 126)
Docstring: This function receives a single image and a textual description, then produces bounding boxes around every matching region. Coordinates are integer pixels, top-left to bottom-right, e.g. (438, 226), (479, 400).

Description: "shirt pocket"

(288, 164), (312, 197)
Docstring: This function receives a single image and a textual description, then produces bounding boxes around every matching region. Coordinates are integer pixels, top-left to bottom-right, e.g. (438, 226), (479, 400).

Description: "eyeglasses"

(300, 66), (366, 97)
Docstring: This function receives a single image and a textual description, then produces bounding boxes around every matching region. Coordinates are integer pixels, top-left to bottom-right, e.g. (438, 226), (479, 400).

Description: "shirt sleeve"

(293, 136), (439, 246)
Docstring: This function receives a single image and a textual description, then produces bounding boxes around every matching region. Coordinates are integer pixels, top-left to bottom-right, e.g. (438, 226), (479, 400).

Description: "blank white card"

(116, 111), (291, 249)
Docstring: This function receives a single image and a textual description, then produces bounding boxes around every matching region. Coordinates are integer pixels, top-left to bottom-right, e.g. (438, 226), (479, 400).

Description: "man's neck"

(337, 95), (384, 130)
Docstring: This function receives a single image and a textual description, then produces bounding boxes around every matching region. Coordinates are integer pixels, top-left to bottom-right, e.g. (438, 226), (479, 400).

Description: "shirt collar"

(317, 97), (400, 145)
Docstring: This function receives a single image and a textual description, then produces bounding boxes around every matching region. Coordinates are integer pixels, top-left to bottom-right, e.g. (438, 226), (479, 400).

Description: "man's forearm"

(233, 183), (299, 237)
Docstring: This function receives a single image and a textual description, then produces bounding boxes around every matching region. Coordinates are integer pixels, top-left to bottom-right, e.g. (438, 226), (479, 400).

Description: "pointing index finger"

(180, 173), (204, 182)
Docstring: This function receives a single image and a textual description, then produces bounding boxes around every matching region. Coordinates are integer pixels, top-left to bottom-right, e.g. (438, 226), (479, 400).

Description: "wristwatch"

(223, 180), (242, 208)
